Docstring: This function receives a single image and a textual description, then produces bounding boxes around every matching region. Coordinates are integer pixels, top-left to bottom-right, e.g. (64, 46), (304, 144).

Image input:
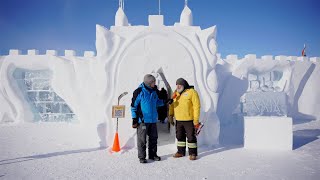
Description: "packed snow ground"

(1, 120), (320, 180)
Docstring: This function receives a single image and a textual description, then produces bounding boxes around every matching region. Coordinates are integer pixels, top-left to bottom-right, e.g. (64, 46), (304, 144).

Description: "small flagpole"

(159, 0), (161, 15)
(302, 43), (307, 57)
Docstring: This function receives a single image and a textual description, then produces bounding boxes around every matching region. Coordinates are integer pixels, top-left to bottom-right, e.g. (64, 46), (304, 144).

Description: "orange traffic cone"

(112, 132), (121, 152)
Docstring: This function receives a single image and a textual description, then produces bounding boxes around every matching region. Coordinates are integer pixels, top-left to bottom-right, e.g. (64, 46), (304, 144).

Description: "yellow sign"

(112, 105), (126, 118)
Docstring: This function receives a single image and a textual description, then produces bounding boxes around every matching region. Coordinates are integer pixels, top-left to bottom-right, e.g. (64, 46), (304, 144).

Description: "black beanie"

(176, 78), (189, 88)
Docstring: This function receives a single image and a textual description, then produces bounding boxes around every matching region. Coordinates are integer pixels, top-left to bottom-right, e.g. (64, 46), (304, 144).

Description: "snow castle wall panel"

(64, 50), (76, 56)
(9, 49), (21, 55)
(244, 116), (292, 150)
(84, 51), (95, 57)
(46, 50), (57, 56)
(310, 57), (320, 63)
(261, 55), (273, 60)
(244, 54), (257, 59)
(27, 49), (39, 55)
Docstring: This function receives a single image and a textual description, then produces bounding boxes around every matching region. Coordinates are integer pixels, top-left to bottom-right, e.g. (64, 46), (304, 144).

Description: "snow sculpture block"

(297, 56), (308, 61)
(310, 57), (320, 63)
(243, 92), (287, 116)
(261, 55), (273, 60)
(288, 56), (298, 61)
(84, 51), (95, 57)
(65, 50), (76, 56)
(245, 54), (257, 59)
(9, 49), (21, 55)
(275, 56), (288, 61)
(46, 50), (57, 56)
(148, 15), (164, 27)
(226, 54), (238, 60)
(249, 81), (260, 91)
(225, 54), (238, 64)
(244, 116), (292, 150)
(27, 49), (39, 55)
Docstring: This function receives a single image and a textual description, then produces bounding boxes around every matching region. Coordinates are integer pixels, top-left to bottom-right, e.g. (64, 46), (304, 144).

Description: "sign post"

(111, 92), (128, 152)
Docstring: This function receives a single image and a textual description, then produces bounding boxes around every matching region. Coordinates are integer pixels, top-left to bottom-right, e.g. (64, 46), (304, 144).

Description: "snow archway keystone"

(96, 25), (220, 148)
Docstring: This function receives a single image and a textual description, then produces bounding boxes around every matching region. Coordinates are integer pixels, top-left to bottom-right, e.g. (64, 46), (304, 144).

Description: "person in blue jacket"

(131, 74), (164, 163)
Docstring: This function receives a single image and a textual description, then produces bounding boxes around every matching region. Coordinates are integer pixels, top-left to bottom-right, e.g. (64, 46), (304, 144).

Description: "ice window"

(13, 68), (77, 122)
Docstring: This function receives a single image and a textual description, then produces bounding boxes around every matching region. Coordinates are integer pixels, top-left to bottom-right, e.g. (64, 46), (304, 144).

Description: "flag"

(301, 44), (307, 57)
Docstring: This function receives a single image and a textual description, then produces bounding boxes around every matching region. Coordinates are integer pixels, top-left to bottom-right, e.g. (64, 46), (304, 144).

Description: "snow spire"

(180, 0), (193, 26)
(115, 0), (128, 26)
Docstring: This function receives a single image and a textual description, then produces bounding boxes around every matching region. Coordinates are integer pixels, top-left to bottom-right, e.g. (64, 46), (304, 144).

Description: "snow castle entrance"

(117, 34), (196, 145)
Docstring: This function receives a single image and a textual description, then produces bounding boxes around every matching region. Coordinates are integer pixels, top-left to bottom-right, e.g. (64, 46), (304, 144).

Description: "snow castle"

(1, 2), (320, 149)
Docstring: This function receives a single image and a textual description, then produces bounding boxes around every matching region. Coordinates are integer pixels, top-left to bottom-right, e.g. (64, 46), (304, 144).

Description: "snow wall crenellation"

(3, 50), (320, 63)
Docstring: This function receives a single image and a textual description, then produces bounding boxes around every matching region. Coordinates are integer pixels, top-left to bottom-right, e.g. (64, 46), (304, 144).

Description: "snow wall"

(1, 24), (320, 148)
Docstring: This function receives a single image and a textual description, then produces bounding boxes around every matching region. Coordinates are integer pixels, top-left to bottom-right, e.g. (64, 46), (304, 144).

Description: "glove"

(132, 118), (139, 128)
(194, 123), (201, 131)
(166, 99), (173, 104)
(168, 116), (175, 126)
(172, 92), (177, 99)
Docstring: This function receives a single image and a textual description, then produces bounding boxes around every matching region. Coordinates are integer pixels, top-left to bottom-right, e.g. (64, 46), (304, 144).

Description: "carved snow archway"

(97, 27), (220, 148)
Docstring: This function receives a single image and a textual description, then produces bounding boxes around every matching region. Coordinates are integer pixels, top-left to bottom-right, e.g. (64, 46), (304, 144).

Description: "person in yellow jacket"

(168, 78), (201, 160)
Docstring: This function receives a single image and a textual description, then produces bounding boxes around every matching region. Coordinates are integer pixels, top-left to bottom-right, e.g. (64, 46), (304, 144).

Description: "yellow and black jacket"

(169, 88), (201, 125)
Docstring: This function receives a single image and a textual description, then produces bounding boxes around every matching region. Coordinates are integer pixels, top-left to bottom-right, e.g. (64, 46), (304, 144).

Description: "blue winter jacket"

(131, 83), (164, 123)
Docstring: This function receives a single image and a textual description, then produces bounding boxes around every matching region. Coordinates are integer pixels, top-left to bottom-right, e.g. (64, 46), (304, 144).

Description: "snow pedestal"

(244, 116), (292, 150)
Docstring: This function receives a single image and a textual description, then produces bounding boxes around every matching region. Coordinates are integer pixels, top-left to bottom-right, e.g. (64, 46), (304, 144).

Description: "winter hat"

(143, 74), (156, 87)
(176, 78), (189, 88)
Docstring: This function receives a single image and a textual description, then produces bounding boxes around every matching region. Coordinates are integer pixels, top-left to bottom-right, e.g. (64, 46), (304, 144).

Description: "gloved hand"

(166, 99), (173, 104)
(172, 92), (177, 99)
(167, 92), (178, 105)
(132, 118), (139, 128)
(194, 123), (201, 131)
(168, 116), (175, 126)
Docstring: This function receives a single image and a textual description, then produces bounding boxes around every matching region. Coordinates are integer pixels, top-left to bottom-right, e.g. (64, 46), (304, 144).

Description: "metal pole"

(116, 92), (128, 132)
(159, 0), (161, 15)
(116, 118), (119, 132)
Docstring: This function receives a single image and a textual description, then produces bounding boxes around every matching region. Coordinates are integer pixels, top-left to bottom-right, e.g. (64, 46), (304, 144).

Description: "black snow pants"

(176, 120), (197, 156)
(137, 123), (158, 159)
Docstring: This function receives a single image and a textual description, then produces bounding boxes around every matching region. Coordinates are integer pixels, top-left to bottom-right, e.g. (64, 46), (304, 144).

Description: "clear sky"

(1, 0), (319, 57)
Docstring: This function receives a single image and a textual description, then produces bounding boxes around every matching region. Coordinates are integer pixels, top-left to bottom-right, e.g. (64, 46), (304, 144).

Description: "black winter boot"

(149, 155), (161, 161)
(139, 158), (147, 163)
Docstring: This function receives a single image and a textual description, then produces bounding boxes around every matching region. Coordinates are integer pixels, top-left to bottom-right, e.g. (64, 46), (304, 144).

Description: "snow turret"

(115, 1), (128, 26)
(180, 1), (193, 26)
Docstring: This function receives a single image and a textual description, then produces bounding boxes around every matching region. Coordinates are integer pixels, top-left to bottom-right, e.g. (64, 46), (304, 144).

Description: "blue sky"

(1, 0), (319, 57)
